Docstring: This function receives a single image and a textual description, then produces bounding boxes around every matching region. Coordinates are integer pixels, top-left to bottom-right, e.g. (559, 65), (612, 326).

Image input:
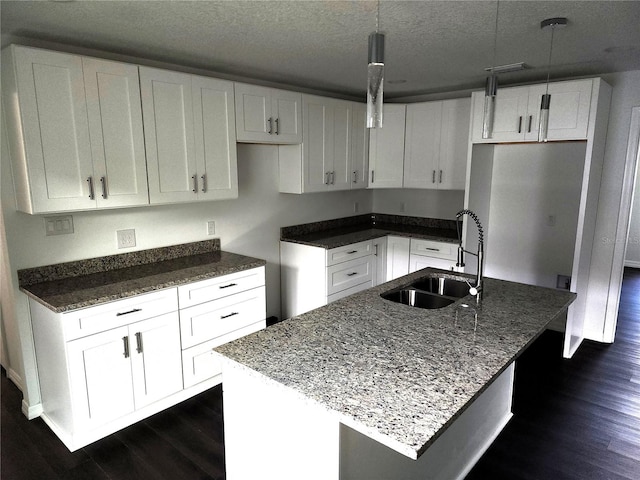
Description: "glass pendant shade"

(367, 32), (385, 129)
(482, 74), (498, 139)
(538, 93), (551, 142)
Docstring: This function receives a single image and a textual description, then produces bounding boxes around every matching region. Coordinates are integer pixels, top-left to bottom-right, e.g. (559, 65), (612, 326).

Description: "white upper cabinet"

(278, 96), (367, 193)
(140, 67), (238, 204)
(234, 83), (302, 144)
(403, 102), (443, 189)
(472, 78), (595, 143)
(2, 45), (151, 214)
(439, 98), (471, 190)
(83, 57), (149, 208)
(351, 103), (369, 189)
(368, 104), (406, 188)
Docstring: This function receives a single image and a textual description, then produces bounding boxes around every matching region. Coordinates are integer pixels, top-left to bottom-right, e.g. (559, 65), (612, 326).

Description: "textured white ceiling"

(2, 0), (640, 100)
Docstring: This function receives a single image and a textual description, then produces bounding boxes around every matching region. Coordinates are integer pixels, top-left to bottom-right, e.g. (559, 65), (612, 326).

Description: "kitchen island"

(215, 269), (576, 480)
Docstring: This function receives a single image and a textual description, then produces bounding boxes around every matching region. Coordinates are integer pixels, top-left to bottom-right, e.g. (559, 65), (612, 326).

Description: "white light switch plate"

(44, 215), (74, 236)
(207, 221), (216, 235)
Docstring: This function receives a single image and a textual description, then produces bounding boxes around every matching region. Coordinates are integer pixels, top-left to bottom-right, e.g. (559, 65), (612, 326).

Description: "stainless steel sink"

(380, 275), (472, 309)
(381, 288), (456, 309)
(408, 277), (470, 299)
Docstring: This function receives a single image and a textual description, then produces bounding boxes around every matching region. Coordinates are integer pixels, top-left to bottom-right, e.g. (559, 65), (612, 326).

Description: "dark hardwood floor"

(2, 268), (640, 479)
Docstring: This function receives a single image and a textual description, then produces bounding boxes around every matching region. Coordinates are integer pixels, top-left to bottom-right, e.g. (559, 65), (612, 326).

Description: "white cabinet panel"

(140, 67), (197, 204)
(351, 103), (369, 189)
(368, 104), (406, 188)
(83, 58), (149, 207)
(386, 236), (410, 281)
(235, 83), (302, 144)
(177, 267), (265, 308)
(439, 98), (471, 190)
(326, 257), (373, 296)
(326, 240), (373, 266)
(3, 46), (95, 213)
(67, 325), (135, 428)
(404, 102), (442, 189)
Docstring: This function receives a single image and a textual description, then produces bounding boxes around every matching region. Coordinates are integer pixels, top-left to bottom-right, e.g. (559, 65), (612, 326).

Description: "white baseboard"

(22, 398), (43, 419)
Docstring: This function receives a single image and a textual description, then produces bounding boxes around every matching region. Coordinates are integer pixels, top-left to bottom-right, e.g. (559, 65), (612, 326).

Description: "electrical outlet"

(547, 214), (556, 227)
(207, 221), (216, 235)
(117, 229), (136, 249)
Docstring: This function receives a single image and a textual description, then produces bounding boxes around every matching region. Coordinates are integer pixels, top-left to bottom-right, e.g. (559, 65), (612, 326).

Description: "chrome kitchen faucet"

(455, 209), (485, 301)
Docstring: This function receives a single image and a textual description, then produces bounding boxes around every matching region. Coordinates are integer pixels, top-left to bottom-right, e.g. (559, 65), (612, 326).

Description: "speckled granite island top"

(281, 213), (459, 249)
(216, 269), (576, 459)
(18, 240), (266, 313)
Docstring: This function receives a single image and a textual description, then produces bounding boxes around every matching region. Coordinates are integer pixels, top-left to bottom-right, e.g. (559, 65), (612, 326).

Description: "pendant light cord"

(376, 0), (380, 33)
(491, 0), (499, 71)
(545, 25), (556, 95)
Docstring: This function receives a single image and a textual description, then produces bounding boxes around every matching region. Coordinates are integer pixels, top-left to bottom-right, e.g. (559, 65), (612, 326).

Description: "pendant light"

(367, 0), (384, 129)
(482, 1), (500, 139)
(539, 17), (568, 142)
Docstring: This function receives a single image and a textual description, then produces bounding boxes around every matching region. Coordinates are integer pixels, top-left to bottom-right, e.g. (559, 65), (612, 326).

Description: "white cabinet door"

(271, 88), (302, 144)
(6, 46), (95, 213)
(386, 236), (410, 281)
(303, 97), (333, 192)
(67, 325), (135, 429)
(372, 237), (387, 286)
(331, 101), (352, 190)
(439, 98), (470, 190)
(529, 79), (593, 141)
(409, 255), (457, 273)
(83, 58), (149, 208)
(192, 76), (238, 200)
(351, 103), (369, 189)
(403, 102), (442, 189)
(369, 104), (406, 188)
(130, 312), (183, 409)
(491, 86), (530, 142)
(140, 67), (198, 204)
(235, 84), (302, 144)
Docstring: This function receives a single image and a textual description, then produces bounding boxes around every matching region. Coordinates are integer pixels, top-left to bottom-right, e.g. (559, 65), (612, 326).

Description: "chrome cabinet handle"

(439, 170), (443, 183)
(347, 272), (358, 277)
(87, 177), (95, 200)
(371, 170), (375, 183)
(100, 176), (107, 199)
(347, 250), (358, 254)
(135, 332), (143, 354)
(425, 247), (440, 252)
(353, 171), (358, 184)
(192, 174), (198, 193)
(275, 118), (280, 135)
(527, 115), (533, 133)
(122, 336), (130, 358)
(518, 116), (523, 133)
(268, 117), (274, 134)
(116, 308), (142, 317)
(219, 283), (237, 289)
(330, 171), (335, 185)
(374, 244), (379, 256)
(325, 172), (330, 185)
(201, 174), (207, 193)
(221, 312), (239, 319)
(432, 170), (436, 184)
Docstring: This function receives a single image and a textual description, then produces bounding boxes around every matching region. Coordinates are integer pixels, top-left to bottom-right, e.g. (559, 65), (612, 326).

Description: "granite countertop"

(215, 269), (576, 460)
(280, 213), (460, 249)
(18, 240), (266, 313)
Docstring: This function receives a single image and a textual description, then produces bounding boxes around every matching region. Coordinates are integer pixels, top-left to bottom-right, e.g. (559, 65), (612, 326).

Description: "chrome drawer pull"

(122, 336), (130, 358)
(221, 312), (239, 319)
(100, 176), (108, 199)
(347, 272), (358, 277)
(347, 250), (358, 254)
(87, 177), (95, 200)
(425, 247), (440, 252)
(116, 308), (142, 316)
(135, 332), (143, 354)
(275, 118), (280, 135)
(219, 283), (238, 289)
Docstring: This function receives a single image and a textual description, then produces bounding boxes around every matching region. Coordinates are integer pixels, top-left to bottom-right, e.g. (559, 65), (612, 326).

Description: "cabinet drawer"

(177, 266), (265, 308)
(410, 239), (457, 261)
(181, 320), (265, 388)
(326, 256), (373, 296)
(179, 286), (266, 349)
(63, 288), (179, 341)
(326, 241), (372, 266)
(409, 255), (457, 273)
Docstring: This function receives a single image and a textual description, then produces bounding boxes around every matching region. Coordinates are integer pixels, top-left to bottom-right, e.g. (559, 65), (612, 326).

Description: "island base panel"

(221, 358), (514, 480)
(339, 363), (514, 480)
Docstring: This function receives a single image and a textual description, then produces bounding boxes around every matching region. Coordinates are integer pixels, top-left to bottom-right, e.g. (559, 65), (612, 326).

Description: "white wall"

(625, 145), (640, 267)
(372, 189), (464, 220)
(585, 70), (640, 341)
(484, 143), (585, 288)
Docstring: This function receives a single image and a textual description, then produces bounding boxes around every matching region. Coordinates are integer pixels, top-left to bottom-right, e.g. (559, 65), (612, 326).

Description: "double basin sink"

(381, 275), (472, 309)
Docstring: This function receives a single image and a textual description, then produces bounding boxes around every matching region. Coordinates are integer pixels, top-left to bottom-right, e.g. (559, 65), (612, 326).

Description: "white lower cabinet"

(409, 238), (459, 273)
(280, 240), (374, 318)
(386, 236), (411, 281)
(29, 267), (266, 451)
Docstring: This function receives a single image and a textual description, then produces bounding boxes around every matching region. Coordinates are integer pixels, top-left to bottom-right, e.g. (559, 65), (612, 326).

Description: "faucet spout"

(455, 209), (485, 301)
